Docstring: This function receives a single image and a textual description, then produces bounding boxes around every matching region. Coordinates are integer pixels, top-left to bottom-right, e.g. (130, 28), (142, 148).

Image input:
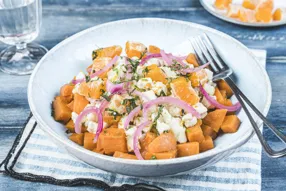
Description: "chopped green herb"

(151, 155), (157, 160)
(142, 67), (150, 75)
(186, 129), (191, 133)
(85, 75), (91, 82)
(163, 130), (169, 133)
(105, 108), (122, 120)
(88, 92), (91, 97)
(159, 90), (166, 97)
(102, 92), (111, 101)
(92, 48), (103, 60)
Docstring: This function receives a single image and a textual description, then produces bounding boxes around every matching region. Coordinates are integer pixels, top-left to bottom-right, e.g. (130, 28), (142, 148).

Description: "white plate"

(200, 0), (286, 27)
(28, 18), (272, 177)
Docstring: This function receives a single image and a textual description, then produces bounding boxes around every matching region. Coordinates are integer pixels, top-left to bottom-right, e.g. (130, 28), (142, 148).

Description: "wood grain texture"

(0, 0), (285, 190)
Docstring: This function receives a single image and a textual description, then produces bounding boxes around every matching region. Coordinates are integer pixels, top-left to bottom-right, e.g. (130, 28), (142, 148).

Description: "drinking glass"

(0, 0), (47, 75)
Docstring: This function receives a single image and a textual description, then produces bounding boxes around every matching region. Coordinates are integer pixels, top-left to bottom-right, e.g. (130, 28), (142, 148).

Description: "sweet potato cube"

(147, 132), (177, 153)
(201, 124), (217, 139)
(84, 132), (97, 150)
(73, 93), (89, 114)
(177, 142), (199, 157)
(217, 80), (233, 98)
(186, 53), (199, 67)
(65, 120), (75, 133)
(221, 115), (241, 133)
(200, 136), (214, 152)
(214, 87), (225, 105)
(67, 100), (74, 111)
(69, 133), (84, 146)
(186, 124), (205, 143)
(96, 128), (127, 155)
(60, 84), (74, 97)
(149, 45), (160, 54)
(53, 96), (72, 123)
(140, 132), (157, 152)
(203, 109), (227, 132)
(144, 150), (177, 160)
(214, 0), (232, 10)
(113, 151), (137, 160)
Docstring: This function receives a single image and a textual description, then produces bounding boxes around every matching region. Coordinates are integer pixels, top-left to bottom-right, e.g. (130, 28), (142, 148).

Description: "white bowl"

(28, 18), (271, 177)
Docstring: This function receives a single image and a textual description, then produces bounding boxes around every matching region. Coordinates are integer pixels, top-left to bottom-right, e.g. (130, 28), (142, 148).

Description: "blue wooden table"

(0, 0), (285, 190)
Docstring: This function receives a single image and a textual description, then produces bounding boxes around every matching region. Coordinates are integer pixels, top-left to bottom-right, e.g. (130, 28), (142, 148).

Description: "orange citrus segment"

(77, 80), (105, 99)
(92, 45), (122, 60)
(255, 0), (273, 23)
(273, 8), (283, 21)
(145, 64), (168, 84)
(149, 45), (161, 54)
(171, 79), (199, 105)
(91, 57), (112, 78)
(125, 41), (147, 58)
(227, 5), (241, 18)
(238, 8), (256, 22)
(242, 0), (258, 10)
(214, 0), (232, 10)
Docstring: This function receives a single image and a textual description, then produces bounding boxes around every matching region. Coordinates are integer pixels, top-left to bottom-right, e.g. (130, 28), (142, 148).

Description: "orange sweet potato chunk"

(67, 101), (74, 111)
(144, 150), (177, 160)
(126, 41), (147, 58)
(217, 80), (233, 98)
(96, 128), (127, 155)
(60, 84), (74, 97)
(69, 133), (84, 146)
(92, 45), (122, 60)
(103, 111), (121, 127)
(214, 87), (225, 105)
(177, 142), (200, 157)
(91, 57), (112, 78)
(201, 124), (217, 140)
(200, 136), (214, 152)
(73, 93), (89, 114)
(147, 132), (177, 153)
(186, 123), (205, 143)
(149, 45), (161, 54)
(113, 151), (137, 160)
(65, 120), (75, 132)
(214, 0), (232, 10)
(84, 132), (97, 151)
(140, 132), (157, 152)
(53, 96), (72, 123)
(221, 115), (241, 133)
(186, 53), (199, 67)
(203, 109), (227, 132)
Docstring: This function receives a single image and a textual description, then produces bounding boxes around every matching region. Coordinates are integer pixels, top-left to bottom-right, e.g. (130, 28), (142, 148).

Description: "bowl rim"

(28, 18), (272, 166)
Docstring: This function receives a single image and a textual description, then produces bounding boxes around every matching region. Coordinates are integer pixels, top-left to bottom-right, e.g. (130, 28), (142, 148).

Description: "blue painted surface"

(0, 0), (285, 190)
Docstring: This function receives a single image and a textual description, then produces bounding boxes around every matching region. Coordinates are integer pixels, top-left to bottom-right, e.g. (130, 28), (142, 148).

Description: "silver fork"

(190, 33), (286, 158)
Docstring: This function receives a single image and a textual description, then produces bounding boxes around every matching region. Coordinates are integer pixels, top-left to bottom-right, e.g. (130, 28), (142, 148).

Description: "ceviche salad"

(52, 41), (241, 160)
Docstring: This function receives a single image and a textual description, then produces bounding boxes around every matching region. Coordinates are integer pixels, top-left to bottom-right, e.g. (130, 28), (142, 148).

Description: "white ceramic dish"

(200, 0), (286, 27)
(28, 18), (272, 177)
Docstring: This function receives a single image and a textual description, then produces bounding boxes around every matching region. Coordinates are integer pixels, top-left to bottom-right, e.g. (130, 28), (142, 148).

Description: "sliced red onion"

(71, 78), (85, 85)
(90, 56), (119, 79)
(74, 107), (100, 134)
(199, 84), (241, 112)
(139, 53), (161, 65)
(99, 100), (109, 113)
(124, 96), (201, 130)
(133, 121), (152, 160)
(87, 67), (92, 73)
(106, 80), (125, 94)
(180, 62), (210, 74)
(160, 50), (172, 65)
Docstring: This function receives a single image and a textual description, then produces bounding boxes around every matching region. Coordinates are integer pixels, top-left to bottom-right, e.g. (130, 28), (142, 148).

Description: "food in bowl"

(214, 0), (285, 23)
(52, 41), (241, 160)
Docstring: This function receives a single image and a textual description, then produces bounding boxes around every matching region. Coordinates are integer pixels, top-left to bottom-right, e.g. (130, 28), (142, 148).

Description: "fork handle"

(224, 77), (286, 158)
